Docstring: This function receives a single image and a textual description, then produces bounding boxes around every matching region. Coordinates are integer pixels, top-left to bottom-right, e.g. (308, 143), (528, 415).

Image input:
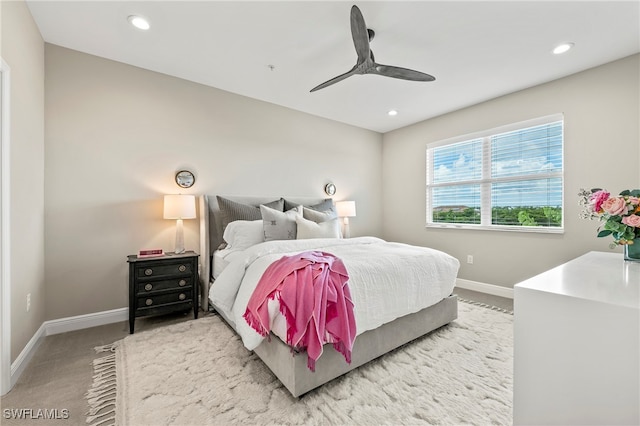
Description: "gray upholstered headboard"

(198, 194), (332, 311)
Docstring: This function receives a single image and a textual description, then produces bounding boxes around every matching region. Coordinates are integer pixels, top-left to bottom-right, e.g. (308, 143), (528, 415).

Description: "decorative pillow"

(222, 220), (264, 250)
(303, 206), (338, 223)
(261, 204), (302, 241)
(296, 216), (341, 239)
(284, 198), (335, 213)
(217, 196), (284, 231)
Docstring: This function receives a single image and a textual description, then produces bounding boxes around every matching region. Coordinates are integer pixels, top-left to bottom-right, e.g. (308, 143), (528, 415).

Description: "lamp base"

(174, 219), (186, 254)
(343, 217), (350, 239)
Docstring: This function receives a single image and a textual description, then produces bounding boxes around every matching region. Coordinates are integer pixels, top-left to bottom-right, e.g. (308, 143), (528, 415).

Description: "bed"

(198, 194), (459, 397)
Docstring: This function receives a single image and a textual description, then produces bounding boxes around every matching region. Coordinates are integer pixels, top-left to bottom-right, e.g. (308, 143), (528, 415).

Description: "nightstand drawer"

(138, 290), (192, 308)
(137, 277), (191, 294)
(135, 261), (193, 278)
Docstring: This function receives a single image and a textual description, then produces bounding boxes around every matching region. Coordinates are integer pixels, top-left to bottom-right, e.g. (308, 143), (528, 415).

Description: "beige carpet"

(87, 301), (513, 425)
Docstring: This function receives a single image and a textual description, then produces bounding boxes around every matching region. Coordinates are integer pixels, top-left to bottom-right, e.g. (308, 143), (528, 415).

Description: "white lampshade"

(336, 201), (356, 218)
(163, 195), (196, 219)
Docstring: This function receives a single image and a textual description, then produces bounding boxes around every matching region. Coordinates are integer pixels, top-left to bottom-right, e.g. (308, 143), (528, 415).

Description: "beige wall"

(382, 54), (640, 288)
(1, 0), (46, 362)
(44, 44), (382, 321)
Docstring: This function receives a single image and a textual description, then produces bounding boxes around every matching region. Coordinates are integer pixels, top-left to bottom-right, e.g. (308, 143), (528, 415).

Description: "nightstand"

(127, 251), (199, 334)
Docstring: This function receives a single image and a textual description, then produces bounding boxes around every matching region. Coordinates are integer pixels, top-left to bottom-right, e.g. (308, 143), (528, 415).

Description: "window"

(426, 114), (563, 232)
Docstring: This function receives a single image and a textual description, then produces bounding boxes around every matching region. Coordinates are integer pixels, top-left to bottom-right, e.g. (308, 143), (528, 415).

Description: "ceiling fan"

(310, 5), (436, 92)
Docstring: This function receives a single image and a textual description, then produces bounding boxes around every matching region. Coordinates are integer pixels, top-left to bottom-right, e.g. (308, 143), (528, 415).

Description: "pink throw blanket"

(243, 251), (356, 372)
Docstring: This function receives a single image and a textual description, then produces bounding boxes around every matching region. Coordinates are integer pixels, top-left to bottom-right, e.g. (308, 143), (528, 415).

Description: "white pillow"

(222, 220), (264, 250)
(295, 216), (341, 239)
(261, 204), (303, 241)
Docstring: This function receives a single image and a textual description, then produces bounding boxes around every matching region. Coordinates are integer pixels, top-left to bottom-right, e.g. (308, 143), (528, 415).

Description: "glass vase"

(624, 242), (640, 262)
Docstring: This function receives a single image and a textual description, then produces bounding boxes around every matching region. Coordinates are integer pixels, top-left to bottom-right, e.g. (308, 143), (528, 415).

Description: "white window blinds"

(426, 115), (564, 232)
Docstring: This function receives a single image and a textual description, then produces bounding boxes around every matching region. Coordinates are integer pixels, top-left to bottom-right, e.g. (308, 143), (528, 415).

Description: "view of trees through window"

(432, 206), (562, 227)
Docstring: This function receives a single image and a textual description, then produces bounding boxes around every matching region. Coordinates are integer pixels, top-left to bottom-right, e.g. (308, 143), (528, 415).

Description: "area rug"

(86, 301), (513, 425)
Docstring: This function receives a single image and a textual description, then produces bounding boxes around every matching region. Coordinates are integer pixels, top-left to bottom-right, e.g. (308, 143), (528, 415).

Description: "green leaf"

(597, 230), (612, 238)
(622, 228), (636, 241)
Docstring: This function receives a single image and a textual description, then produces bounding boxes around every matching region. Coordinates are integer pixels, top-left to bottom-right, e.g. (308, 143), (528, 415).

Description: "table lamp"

(336, 201), (356, 238)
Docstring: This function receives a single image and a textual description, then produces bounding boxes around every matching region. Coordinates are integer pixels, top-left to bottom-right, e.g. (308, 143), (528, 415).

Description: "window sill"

(425, 223), (564, 234)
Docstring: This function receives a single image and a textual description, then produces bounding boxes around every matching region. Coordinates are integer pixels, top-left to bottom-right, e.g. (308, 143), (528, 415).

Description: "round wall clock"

(175, 170), (195, 188)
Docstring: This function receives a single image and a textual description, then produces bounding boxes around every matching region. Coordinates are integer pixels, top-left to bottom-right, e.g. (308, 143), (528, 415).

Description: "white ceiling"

(27, 1), (640, 133)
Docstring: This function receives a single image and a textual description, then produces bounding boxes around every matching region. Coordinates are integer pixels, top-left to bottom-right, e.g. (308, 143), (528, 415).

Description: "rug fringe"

(94, 343), (118, 353)
(86, 343), (119, 426)
(458, 297), (513, 315)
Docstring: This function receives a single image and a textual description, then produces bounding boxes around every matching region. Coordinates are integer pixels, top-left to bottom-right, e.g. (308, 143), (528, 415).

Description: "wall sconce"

(336, 200), (356, 238)
(163, 194), (196, 254)
(324, 183), (337, 196)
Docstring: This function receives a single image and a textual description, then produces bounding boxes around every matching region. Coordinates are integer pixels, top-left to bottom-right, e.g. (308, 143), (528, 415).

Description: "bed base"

(248, 295), (458, 397)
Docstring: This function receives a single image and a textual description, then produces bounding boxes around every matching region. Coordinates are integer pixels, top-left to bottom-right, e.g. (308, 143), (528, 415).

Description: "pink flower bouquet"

(579, 188), (640, 247)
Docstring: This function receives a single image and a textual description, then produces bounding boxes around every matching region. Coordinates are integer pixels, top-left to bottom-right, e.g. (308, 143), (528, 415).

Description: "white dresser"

(514, 251), (639, 425)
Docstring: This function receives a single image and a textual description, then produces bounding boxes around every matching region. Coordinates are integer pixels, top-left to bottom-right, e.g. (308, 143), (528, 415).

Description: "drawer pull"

(178, 265), (187, 272)
(144, 283), (153, 291)
(179, 293), (186, 301)
(144, 268), (153, 276)
(145, 299), (153, 306)
(179, 279), (187, 287)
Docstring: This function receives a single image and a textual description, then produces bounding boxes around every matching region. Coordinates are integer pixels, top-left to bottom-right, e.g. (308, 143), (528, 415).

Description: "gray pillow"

(217, 196), (283, 231)
(261, 204), (302, 241)
(284, 198), (334, 212)
(283, 198), (337, 223)
(303, 206), (338, 223)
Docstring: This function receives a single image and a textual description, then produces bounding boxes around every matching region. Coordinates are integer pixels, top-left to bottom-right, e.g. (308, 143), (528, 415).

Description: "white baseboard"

(44, 307), (128, 336)
(455, 278), (514, 299)
(10, 307), (128, 390)
(10, 323), (46, 389)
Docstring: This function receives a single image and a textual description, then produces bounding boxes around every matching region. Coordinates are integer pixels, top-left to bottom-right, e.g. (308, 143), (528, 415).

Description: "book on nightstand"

(137, 248), (164, 258)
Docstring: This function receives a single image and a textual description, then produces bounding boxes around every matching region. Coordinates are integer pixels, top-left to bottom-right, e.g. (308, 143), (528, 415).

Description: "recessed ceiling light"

(388, 110), (398, 116)
(553, 42), (574, 55)
(128, 15), (150, 30)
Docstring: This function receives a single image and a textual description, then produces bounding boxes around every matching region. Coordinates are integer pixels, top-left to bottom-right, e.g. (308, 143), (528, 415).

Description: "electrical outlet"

(27, 293), (31, 312)
(466, 255), (474, 264)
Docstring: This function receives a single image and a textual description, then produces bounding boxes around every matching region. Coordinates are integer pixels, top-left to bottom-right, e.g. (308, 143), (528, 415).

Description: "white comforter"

(210, 237), (459, 351)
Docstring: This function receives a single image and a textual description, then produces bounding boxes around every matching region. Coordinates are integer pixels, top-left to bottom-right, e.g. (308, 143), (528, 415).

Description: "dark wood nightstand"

(127, 251), (199, 334)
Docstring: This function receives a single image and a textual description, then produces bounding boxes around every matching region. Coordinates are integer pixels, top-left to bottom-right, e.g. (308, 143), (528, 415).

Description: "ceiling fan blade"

(371, 64), (436, 82)
(310, 67), (357, 92)
(350, 5), (370, 64)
